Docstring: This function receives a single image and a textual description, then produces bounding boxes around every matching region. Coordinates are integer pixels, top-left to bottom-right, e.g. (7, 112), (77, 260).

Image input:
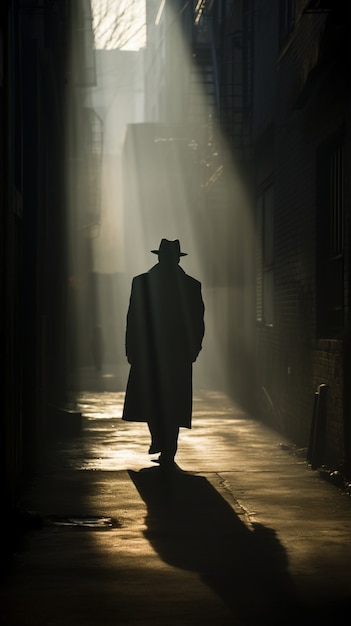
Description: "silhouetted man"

(122, 239), (205, 467)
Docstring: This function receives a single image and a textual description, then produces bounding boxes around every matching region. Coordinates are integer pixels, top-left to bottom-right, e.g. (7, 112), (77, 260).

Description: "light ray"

(69, 2), (255, 408)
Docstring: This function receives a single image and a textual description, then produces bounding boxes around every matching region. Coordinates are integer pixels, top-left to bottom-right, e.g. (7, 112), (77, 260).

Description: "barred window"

(316, 134), (344, 338)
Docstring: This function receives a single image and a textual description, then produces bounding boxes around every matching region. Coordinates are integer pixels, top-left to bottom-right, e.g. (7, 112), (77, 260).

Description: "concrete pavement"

(1, 373), (351, 625)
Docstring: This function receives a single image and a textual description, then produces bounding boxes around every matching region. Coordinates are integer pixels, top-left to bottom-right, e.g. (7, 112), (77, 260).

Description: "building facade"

(0, 0), (97, 558)
(252, 0), (350, 473)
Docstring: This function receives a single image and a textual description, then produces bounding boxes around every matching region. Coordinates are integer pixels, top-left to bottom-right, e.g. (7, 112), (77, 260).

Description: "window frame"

(316, 130), (345, 339)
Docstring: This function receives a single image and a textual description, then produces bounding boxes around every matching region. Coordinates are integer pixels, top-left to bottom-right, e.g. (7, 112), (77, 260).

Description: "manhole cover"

(46, 515), (120, 529)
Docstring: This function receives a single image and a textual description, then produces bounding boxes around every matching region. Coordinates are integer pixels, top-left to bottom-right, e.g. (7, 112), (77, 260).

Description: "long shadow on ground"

(129, 466), (299, 625)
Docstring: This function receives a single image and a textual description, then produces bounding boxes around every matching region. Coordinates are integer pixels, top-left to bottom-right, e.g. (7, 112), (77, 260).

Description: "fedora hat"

(151, 238), (187, 256)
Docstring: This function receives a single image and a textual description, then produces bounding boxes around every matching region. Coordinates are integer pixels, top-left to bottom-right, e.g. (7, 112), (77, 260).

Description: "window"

(256, 184), (274, 326)
(316, 133), (344, 337)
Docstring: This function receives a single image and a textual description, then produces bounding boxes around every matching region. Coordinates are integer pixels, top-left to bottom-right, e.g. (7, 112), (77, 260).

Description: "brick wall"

(253, 3), (350, 469)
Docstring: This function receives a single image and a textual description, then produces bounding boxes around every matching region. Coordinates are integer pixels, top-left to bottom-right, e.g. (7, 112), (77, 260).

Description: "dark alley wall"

(252, 1), (351, 471)
(0, 1), (96, 549)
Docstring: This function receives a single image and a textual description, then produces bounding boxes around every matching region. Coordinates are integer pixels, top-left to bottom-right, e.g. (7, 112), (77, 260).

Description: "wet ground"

(1, 369), (351, 625)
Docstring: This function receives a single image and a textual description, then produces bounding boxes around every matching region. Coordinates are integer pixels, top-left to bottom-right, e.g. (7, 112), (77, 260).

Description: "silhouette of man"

(122, 239), (205, 467)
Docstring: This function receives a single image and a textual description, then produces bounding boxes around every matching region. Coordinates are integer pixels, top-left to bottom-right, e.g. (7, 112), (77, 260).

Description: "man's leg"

(159, 423), (179, 466)
(147, 422), (161, 454)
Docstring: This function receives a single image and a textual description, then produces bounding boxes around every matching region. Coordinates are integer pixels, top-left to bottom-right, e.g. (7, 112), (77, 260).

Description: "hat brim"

(151, 250), (188, 251)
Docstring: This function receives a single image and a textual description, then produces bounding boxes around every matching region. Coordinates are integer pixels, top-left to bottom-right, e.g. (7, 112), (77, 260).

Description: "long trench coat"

(122, 262), (205, 429)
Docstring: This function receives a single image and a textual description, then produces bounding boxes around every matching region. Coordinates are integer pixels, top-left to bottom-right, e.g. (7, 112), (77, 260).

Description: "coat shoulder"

(183, 272), (202, 289)
(132, 272), (148, 282)
(131, 272), (149, 288)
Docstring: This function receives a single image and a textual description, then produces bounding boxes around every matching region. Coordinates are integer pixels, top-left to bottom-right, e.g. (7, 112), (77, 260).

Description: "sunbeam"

(68, 0), (256, 409)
